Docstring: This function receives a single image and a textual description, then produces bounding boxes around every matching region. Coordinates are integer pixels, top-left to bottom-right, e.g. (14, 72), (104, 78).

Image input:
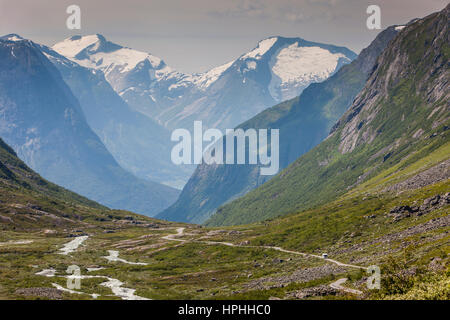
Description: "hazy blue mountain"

(53, 34), (189, 120)
(0, 36), (180, 215)
(0, 135), (103, 209)
(158, 37), (357, 131)
(35, 41), (192, 189)
(157, 26), (401, 223)
(53, 35), (356, 132)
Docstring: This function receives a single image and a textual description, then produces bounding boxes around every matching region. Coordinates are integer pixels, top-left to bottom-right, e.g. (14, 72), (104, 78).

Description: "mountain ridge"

(53, 35), (356, 132)
(32, 38), (191, 188)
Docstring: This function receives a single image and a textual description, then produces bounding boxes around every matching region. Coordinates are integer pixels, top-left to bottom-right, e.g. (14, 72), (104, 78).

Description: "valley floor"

(1, 144), (448, 300)
(0, 223), (364, 300)
(1, 188), (448, 300)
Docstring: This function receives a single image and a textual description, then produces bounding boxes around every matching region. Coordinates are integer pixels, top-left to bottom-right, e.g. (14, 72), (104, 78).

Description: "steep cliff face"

(206, 5), (449, 226)
(157, 26), (400, 223)
(335, 9), (449, 154)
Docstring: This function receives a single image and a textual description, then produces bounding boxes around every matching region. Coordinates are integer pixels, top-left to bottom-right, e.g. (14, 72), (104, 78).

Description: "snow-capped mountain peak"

(1, 34), (26, 42)
(53, 34), (169, 76)
(53, 34), (356, 130)
(268, 41), (352, 101)
(52, 34), (101, 57)
(183, 60), (236, 90)
(232, 36), (356, 101)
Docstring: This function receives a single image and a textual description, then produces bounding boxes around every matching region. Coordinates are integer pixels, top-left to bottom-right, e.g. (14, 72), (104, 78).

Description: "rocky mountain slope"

(0, 38), (179, 215)
(157, 26), (400, 223)
(29, 38), (190, 188)
(206, 5), (449, 226)
(53, 35), (356, 131)
(0, 137), (100, 207)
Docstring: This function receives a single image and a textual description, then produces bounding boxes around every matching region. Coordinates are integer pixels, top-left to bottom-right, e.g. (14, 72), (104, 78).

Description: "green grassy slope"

(0, 137), (155, 231)
(203, 142), (449, 299)
(0, 137), (102, 208)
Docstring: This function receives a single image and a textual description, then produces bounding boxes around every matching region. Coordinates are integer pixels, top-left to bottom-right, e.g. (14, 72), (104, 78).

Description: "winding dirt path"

(330, 278), (363, 295)
(161, 227), (186, 242)
(162, 227), (367, 295)
(162, 227), (365, 270)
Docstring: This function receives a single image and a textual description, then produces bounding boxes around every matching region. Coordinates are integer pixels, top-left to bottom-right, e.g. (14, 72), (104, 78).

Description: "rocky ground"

(384, 160), (450, 193)
(244, 264), (349, 291)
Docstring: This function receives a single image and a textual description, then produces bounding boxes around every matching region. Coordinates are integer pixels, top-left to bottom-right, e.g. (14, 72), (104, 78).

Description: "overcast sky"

(0, 0), (447, 73)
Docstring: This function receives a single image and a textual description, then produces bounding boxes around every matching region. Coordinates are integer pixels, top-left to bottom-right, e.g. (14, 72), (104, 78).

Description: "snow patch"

(272, 44), (348, 85)
(171, 60), (235, 91)
(75, 48), (162, 74)
(246, 61), (257, 70)
(242, 38), (277, 60)
(87, 267), (105, 272)
(269, 44), (350, 101)
(100, 278), (149, 300)
(0, 240), (33, 246)
(37, 268), (149, 300)
(58, 236), (88, 255)
(52, 283), (100, 299)
(3, 34), (24, 42)
(36, 268), (56, 277)
(191, 60), (234, 89)
(53, 35), (100, 57)
(103, 250), (148, 265)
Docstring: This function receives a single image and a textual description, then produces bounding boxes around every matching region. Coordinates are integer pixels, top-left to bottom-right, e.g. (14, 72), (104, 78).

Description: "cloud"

(239, 0), (267, 17)
(208, 0), (339, 23)
(208, 0), (268, 19)
(284, 12), (305, 23)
